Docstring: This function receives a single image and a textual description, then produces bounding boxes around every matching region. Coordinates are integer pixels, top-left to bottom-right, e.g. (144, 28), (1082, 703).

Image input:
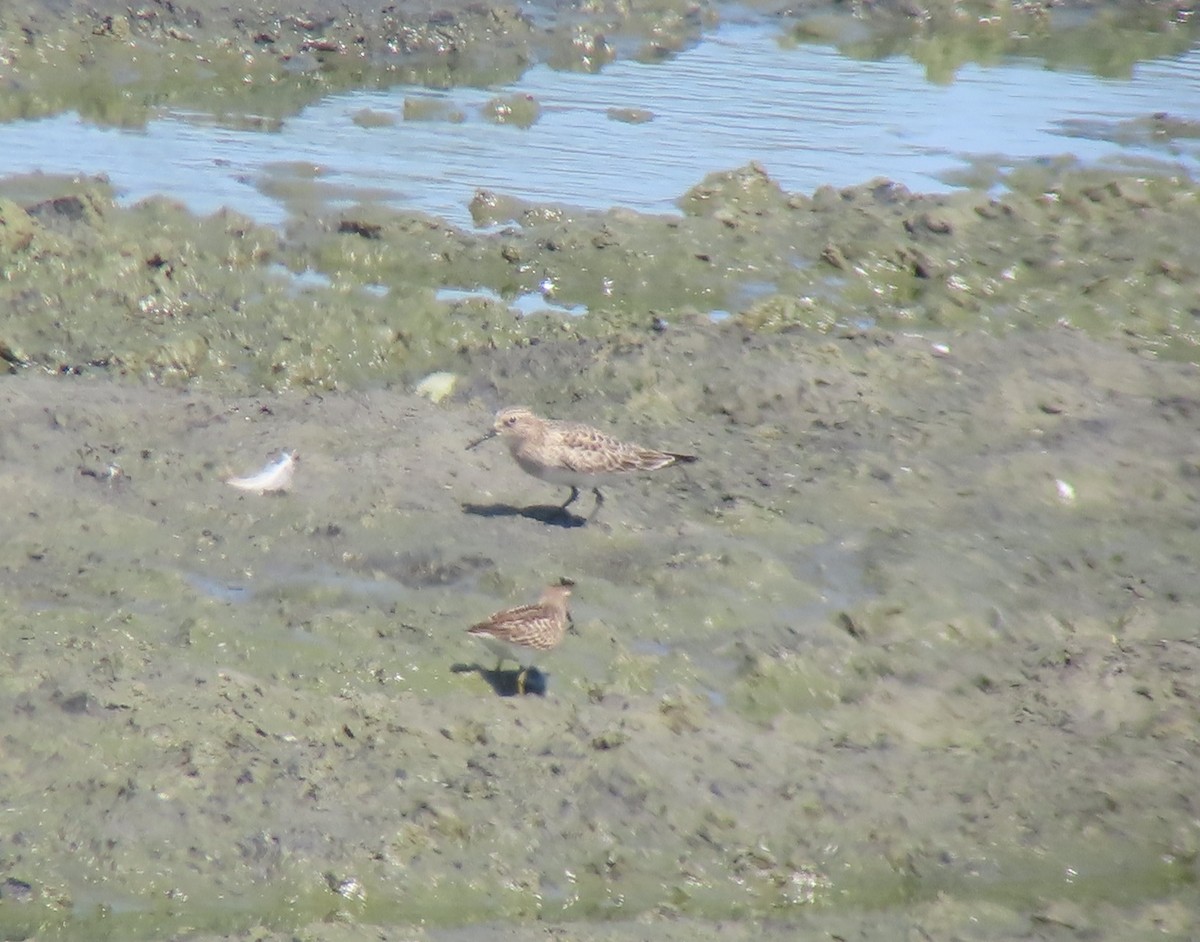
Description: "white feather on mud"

(226, 451), (298, 494)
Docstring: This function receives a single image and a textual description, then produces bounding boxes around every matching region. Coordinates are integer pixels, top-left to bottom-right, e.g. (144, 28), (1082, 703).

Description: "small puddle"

(436, 285), (589, 317)
(184, 572), (253, 604)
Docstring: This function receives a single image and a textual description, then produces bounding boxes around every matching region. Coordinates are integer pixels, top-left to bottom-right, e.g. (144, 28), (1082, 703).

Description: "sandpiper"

(467, 579), (574, 692)
(467, 407), (697, 518)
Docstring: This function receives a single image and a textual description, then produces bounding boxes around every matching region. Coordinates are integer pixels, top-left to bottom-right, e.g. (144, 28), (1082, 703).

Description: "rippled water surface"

(1, 21), (1198, 227)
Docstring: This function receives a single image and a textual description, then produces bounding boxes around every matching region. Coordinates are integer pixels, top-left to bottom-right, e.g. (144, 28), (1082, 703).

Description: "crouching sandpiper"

(467, 407), (697, 519)
(467, 579), (574, 694)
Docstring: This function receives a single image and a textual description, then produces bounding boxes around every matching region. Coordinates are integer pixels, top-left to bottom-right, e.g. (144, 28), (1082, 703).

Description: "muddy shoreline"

(2, 322), (1199, 941)
(2, 0), (1200, 940)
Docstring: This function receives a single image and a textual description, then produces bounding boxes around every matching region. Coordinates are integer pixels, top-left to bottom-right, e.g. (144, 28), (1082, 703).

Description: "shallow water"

(0, 20), (1197, 227)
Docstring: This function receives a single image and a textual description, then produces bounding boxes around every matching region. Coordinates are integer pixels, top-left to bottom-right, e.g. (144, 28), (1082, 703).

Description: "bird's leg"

(587, 487), (605, 520)
(516, 666), (530, 695)
(560, 486), (581, 511)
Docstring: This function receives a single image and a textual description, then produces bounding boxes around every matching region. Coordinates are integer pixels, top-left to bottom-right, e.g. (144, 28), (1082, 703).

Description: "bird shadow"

(461, 501), (587, 529)
(451, 662), (549, 696)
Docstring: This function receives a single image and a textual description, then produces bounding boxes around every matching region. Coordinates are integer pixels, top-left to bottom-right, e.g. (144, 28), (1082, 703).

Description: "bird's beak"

(465, 428), (496, 451)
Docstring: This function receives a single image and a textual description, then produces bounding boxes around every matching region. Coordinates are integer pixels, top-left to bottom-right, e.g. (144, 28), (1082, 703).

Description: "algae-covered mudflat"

(1, 1), (1199, 940)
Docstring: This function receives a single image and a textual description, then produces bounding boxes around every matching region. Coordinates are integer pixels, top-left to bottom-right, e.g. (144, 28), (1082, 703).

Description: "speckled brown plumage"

(468, 407), (697, 517)
(467, 580), (574, 669)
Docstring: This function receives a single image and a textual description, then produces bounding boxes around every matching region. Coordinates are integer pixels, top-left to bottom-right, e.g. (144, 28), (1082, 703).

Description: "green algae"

(0, 4), (540, 127)
(787, 1), (1200, 84)
(402, 97), (466, 123)
(481, 93), (542, 127)
(0, 0), (720, 130)
(5, 158), (1200, 398)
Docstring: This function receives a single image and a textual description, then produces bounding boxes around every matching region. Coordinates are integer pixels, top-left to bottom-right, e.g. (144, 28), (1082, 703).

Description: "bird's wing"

(468, 602), (543, 636)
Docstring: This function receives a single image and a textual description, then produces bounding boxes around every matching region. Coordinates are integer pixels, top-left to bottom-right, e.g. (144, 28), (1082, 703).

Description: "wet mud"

(3, 226), (1200, 940)
(2, 0), (1200, 940)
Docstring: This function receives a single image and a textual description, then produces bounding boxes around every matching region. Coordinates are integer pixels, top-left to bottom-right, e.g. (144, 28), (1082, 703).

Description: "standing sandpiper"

(467, 579), (574, 693)
(467, 407), (697, 518)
